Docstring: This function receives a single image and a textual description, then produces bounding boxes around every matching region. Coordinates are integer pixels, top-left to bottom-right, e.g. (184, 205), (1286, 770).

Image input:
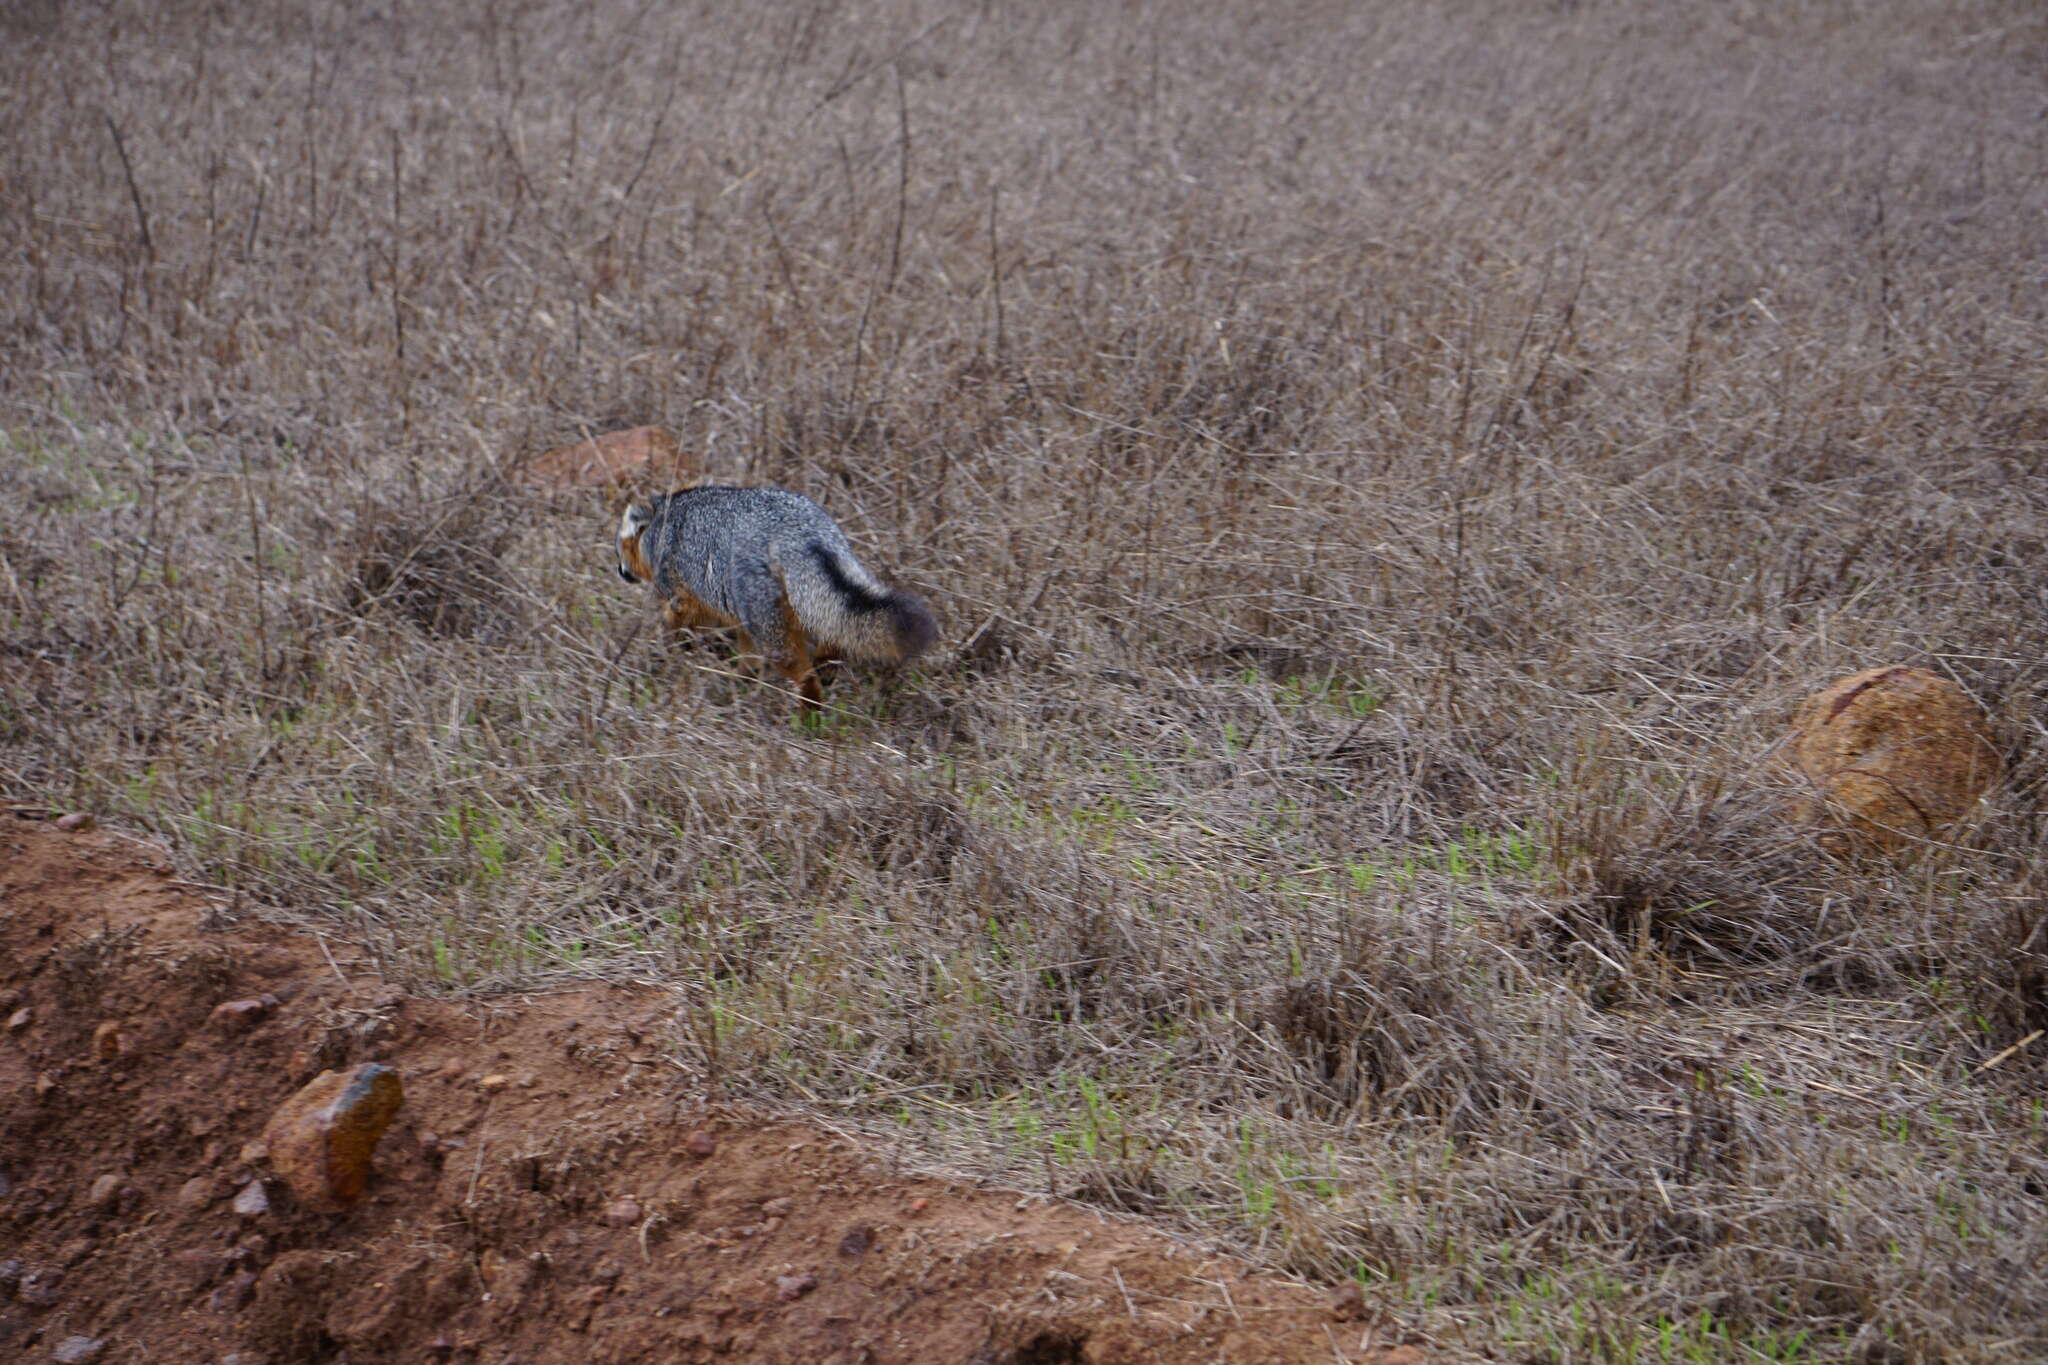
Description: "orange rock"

(259, 1063), (405, 1212)
(91, 1020), (121, 1060)
(518, 426), (691, 493)
(1788, 666), (2000, 855)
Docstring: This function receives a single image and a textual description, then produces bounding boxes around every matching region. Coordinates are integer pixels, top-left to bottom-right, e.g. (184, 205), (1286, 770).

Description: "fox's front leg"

(663, 590), (730, 640)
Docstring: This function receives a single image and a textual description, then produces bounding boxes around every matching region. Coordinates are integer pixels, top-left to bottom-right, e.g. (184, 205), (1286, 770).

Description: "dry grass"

(5, 0), (2048, 1358)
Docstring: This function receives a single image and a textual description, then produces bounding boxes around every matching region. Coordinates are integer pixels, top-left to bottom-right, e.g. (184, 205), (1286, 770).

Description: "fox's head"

(616, 501), (655, 583)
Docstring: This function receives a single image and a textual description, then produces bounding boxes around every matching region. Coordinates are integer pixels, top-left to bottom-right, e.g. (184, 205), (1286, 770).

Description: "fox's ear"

(619, 503), (650, 541)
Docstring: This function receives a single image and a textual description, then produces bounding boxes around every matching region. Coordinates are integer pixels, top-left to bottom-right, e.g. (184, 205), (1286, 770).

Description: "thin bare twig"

(102, 112), (154, 259)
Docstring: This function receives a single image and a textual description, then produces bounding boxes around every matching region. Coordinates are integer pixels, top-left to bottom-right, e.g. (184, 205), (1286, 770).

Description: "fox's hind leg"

(774, 602), (826, 712)
(730, 583), (822, 713)
(777, 600), (832, 711)
(810, 645), (844, 696)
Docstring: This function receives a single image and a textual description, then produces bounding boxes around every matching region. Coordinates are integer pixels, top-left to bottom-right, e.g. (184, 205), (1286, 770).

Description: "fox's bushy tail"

(793, 543), (939, 664)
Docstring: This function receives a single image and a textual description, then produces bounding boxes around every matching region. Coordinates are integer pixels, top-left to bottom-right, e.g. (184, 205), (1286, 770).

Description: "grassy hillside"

(4, 1), (2046, 1358)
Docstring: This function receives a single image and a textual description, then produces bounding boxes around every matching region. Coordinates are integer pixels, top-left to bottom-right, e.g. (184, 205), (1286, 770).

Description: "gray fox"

(615, 486), (938, 710)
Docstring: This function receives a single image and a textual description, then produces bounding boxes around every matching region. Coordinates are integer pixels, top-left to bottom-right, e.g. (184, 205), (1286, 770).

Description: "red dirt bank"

(0, 813), (1428, 1364)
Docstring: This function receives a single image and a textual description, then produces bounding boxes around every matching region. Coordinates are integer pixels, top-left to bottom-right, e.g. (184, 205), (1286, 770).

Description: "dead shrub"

(1540, 766), (1852, 1000)
(855, 786), (970, 880)
(339, 484), (521, 640)
(1266, 958), (1522, 1130)
(1965, 891), (2048, 1073)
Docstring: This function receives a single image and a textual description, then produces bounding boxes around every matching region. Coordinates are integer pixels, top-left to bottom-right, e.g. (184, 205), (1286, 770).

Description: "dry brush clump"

(4, 0), (2048, 1358)
(338, 481), (525, 641)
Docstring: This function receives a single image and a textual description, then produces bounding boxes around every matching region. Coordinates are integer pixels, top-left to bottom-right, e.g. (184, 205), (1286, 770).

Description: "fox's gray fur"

(616, 485), (937, 708)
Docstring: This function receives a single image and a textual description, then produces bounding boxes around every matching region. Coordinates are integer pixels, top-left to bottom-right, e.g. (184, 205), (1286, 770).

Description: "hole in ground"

(1010, 1330), (1089, 1365)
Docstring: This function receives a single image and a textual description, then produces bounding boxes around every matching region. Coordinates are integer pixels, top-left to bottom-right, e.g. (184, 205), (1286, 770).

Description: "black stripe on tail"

(809, 544), (938, 660)
(808, 543), (893, 612)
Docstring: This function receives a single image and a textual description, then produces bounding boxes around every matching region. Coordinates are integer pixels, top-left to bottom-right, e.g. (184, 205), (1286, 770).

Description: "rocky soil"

(0, 811), (1429, 1364)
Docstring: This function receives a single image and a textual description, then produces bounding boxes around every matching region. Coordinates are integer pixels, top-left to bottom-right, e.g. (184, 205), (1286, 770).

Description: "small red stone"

(209, 999), (275, 1033)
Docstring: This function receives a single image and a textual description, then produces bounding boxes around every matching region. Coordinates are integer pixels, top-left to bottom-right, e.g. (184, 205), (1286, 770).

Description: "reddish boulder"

(518, 426), (691, 493)
(1788, 666), (2001, 855)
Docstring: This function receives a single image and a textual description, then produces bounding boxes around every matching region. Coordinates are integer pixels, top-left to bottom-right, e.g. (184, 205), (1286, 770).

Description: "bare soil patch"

(0, 813), (1425, 1364)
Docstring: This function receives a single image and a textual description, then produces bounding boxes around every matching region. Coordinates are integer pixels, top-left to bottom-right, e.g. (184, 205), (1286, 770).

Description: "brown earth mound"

(0, 812), (1427, 1364)
(1786, 666), (2001, 855)
(516, 427), (692, 494)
